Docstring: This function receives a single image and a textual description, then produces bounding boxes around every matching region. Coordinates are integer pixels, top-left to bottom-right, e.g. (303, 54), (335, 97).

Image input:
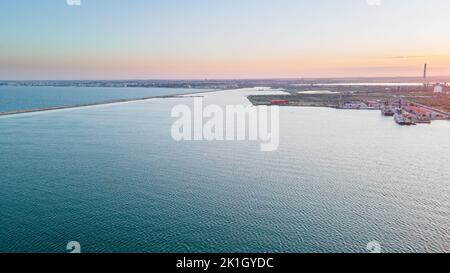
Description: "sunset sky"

(1, 0), (450, 80)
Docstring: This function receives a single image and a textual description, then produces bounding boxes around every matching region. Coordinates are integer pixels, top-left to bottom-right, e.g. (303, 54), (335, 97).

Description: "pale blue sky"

(1, 0), (450, 79)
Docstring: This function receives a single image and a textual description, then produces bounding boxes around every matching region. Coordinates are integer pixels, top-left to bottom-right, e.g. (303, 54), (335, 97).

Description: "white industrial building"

(433, 84), (443, 93)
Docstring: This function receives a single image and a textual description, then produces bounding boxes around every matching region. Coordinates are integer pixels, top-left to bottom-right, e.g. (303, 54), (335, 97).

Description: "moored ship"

(394, 108), (416, 126)
(381, 104), (395, 116)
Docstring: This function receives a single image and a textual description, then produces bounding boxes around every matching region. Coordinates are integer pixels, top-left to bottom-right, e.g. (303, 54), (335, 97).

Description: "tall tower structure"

(423, 63), (428, 87)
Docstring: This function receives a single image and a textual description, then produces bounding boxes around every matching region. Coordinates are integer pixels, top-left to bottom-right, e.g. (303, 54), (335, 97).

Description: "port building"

(434, 84), (443, 93)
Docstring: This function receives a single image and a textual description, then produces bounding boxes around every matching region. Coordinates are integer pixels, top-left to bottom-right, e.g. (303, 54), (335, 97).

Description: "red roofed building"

(271, 100), (289, 105)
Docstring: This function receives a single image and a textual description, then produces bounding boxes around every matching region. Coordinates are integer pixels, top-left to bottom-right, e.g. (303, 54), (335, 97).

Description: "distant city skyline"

(1, 0), (450, 80)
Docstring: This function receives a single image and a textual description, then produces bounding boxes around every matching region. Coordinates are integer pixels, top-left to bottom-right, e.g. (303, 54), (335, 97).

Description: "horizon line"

(2, 75), (450, 82)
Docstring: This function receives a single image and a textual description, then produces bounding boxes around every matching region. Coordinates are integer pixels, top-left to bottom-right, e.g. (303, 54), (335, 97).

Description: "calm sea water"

(0, 86), (202, 113)
(0, 88), (449, 253)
